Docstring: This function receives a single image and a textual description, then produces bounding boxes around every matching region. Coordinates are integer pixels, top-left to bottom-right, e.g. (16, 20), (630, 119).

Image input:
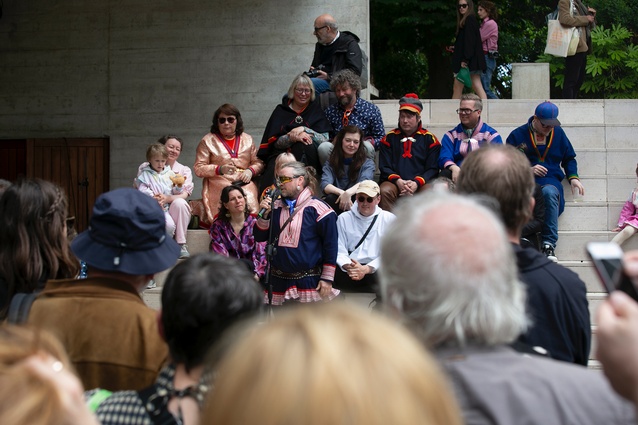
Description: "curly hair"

(330, 69), (362, 94)
(328, 125), (367, 182)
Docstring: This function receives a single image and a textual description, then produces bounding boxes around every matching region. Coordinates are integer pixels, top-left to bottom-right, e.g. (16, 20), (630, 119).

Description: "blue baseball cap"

(71, 188), (180, 275)
(534, 101), (561, 127)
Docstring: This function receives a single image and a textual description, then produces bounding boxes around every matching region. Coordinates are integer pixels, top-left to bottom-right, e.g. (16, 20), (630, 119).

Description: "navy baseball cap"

(71, 188), (180, 275)
(535, 101), (561, 127)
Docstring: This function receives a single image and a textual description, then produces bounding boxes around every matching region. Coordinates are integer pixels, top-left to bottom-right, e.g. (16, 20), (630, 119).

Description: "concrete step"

(556, 230), (638, 262)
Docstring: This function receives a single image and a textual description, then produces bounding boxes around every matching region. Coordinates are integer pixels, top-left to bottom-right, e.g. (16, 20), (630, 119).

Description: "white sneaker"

(146, 279), (157, 289)
(542, 244), (558, 263)
(179, 244), (190, 259)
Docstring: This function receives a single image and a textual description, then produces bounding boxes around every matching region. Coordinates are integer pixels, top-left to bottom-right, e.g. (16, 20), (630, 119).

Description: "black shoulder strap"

(138, 385), (179, 425)
(7, 292), (39, 324)
(349, 215), (379, 254)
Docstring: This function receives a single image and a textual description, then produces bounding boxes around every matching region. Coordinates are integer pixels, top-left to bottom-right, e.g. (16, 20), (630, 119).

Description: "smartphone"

(586, 242), (638, 301)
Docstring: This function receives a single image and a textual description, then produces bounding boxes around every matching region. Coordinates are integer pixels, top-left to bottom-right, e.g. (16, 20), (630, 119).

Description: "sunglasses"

(218, 117), (236, 124)
(357, 195), (375, 204)
(458, 4), (469, 8)
(276, 175), (298, 185)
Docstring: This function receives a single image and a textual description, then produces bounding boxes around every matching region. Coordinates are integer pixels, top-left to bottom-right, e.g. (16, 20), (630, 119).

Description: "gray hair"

(330, 69), (362, 94)
(280, 161), (310, 188)
(287, 74), (316, 102)
(379, 192), (528, 348)
(460, 93), (483, 111)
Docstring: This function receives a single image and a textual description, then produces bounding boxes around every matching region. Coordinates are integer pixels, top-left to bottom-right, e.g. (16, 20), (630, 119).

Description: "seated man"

(91, 254), (263, 424)
(380, 191), (634, 424)
(334, 180), (395, 297)
(439, 93), (502, 183)
(28, 188), (179, 391)
(379, 93), (440, 211)
(309, 14), (363, 94)
(458, 146), (591, 365)
(318, 69), (385, 165)
(506, 101), (585, 262)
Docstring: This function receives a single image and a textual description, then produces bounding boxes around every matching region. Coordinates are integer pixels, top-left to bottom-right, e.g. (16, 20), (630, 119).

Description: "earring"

(296, 185), (301, 190)
(225, 212), (230, 218)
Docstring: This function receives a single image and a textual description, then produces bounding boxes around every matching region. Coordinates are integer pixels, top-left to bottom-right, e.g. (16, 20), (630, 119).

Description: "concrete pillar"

(511, 63), (550, 99)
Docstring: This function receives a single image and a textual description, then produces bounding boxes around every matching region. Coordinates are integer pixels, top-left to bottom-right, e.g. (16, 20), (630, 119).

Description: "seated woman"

(0, 179), (79, 319)
(209, 185), (267, 281)
(258, 74), (332, 194)
(194, 104), (264, 226)
(136, 135), (193, 257)
(321, 125), (375, 214)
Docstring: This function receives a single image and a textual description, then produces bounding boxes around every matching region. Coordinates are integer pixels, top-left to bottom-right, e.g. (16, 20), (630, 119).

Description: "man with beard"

(506, 101), (585, 262)
(378, 93), (441, 211)
(255, 161), (339, 306)
(439, 93), (502, 183)
(318, 69), (385, 166)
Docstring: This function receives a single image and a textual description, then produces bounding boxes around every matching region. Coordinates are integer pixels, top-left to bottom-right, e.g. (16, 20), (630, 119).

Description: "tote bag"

(544, 19), (579, 57)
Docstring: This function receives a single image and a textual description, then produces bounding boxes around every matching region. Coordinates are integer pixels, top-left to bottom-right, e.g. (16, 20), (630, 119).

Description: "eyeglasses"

(276, 175), (299, 186)
(218, 117), (236, 124)
(357, 195), (375, 203)
(314, 25), (328, 33)
(458, 4), (469, 9)
(295, 88), (311, 95)
(456, 108), (479, 115)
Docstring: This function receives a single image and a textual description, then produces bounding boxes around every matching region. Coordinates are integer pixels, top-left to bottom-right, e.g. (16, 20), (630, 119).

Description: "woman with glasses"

(256, 161), (339, 306)
(321, 125), (375, 214)
(194, 103), (264, 224)
(451, 0), (487, 99)
(258, 74), (332, 195)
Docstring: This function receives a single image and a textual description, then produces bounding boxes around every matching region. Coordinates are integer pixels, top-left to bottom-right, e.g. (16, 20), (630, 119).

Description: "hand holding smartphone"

(586, 242), (638, 302)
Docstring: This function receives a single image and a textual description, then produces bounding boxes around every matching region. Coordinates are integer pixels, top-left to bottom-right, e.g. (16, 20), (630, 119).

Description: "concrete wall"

(0, 0), (368, 195)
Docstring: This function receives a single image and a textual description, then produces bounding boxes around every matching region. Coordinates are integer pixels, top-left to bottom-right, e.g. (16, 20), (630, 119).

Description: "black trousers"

(563, 52), (587, 99)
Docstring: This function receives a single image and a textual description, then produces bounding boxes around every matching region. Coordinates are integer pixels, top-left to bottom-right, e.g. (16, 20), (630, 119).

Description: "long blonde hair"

(202, 303), (463, 425)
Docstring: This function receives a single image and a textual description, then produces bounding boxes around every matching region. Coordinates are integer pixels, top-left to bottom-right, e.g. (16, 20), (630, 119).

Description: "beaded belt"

(271, 267), (321, 280)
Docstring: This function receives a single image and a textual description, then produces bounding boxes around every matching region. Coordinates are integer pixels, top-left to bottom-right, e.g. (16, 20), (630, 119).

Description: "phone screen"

(587, 242), (638, 302)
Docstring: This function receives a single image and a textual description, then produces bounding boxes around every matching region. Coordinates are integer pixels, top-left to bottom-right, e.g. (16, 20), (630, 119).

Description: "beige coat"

(558, 0), (593, 54)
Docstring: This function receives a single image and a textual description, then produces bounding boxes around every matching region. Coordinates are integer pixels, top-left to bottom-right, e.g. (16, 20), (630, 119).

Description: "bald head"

(457, 145), (535, 239)
(380, 192), (527, 348)
(314, 14), (338, 44)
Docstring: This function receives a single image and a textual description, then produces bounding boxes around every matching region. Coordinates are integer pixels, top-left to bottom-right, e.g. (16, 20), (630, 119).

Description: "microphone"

(258, 188), (279, 218)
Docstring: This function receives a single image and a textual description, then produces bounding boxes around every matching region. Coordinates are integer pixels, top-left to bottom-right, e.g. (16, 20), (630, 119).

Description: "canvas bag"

(544, 1), (580, 57)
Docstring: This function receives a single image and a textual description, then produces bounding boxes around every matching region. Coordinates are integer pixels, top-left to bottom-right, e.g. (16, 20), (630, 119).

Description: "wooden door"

(0, 138), (109, 233)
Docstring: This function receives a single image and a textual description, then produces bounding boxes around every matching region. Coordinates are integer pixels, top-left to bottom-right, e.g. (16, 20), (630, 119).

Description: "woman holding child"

(195, 104), (264, 224)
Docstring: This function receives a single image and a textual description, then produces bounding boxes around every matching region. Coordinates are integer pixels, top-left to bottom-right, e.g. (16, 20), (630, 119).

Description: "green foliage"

(537, 24), (638, 98)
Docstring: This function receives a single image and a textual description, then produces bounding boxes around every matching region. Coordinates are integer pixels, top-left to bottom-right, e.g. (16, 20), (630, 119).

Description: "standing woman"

(209, 185), (267, 281)
(194, 104), (264, 225)
(0, 179), (79, 318)
(477, 1), (499, 99)
(559, 0), (596, 99)
(321, 125), (375, 214)
(452, 0), (487, 99)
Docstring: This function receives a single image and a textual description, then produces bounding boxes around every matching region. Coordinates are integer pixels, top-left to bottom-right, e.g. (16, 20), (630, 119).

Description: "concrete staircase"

(145, 98), (638, 366)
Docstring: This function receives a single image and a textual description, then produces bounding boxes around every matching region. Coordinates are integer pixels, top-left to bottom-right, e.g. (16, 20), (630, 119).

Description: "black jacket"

(513, 243), (591, 366)
(311, 31), (363, 78)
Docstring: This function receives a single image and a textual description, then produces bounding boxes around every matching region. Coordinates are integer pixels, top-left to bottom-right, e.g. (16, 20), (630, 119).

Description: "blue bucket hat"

(71, 188), (180, 275)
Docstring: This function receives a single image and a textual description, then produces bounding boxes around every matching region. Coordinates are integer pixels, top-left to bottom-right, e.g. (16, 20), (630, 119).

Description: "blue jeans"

(541, 184), (560, 247)
(481, 55), (499, 99)
(311, 78), (330, 94)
